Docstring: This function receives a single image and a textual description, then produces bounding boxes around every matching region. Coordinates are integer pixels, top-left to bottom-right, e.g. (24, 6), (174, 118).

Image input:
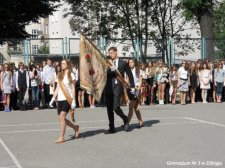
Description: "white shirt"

(113, 59), (119, 84)
(42, 65), (55, 84)
(113, 58), (119, 68)
(140, 69), (147, 79)
(53, 72), (58, 83)
(131, 68), (139, 86)
(178, 67), (188, 79)
(29, 71), (41, 87)
(72, 67), (78, 81)
(57, 73), (75, 101)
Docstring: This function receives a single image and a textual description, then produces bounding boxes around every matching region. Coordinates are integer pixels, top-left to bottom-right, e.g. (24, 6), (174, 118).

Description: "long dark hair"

(128, 58), (140, 78)
(55, 65), (61, 75)
(31, 65), (38, 76)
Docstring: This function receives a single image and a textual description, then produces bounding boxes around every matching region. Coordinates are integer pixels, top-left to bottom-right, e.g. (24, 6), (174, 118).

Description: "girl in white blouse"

(127, 58), (143, 128)
(200, 62), (212, 103)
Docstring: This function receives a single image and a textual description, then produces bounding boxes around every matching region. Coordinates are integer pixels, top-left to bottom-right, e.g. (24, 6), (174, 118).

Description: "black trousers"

(18, 86), (27, 106)
(44, 83), (52, 106)
(105, 93), (128, 130)
(10, 91), (18, 110)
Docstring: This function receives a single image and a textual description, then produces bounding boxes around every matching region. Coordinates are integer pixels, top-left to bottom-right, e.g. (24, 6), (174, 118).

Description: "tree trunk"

(199, 9), (214, 59)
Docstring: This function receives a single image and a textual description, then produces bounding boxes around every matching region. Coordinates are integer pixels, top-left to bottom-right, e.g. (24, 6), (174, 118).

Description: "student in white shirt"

(49, 59), (79, 144)
(177, 61), (190, 105)
(29, 66), (41, 110)
(42, 59), (55, 107)
(200, 62), (212, 103)
(127, 58), (143, 128)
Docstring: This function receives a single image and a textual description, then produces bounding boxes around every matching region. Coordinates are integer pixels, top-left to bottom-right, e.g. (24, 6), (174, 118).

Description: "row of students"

(135, 59), (225, 105)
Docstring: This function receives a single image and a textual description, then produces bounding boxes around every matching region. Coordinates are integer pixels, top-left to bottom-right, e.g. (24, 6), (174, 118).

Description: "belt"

(180, 78), (188, 81)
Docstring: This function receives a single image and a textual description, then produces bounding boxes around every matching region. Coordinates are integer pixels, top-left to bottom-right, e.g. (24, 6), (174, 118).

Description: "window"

(32, 45), (38, 54)
(32, 29), (38, 39)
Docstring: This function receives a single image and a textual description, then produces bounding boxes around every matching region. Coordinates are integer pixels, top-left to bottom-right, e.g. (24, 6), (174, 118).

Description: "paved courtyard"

(0, 103), (225, 168)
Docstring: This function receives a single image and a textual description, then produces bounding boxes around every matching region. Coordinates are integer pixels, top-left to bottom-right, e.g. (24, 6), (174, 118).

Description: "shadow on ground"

(65, 120), (160, 141)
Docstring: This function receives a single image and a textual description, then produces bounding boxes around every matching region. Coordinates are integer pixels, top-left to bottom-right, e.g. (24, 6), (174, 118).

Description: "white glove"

(49, 97), (55, 107)
(71, 100), (76, 109)
(110, 65), (116, 72)
(135, 90), (141, 97)
(130, 88), (136, 95)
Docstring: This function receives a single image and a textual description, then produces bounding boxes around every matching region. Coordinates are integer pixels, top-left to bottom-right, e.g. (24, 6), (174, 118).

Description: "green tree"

(0, 0), (60, 39)
(66, 0), (191, 63)
(38, 44), (49, 54)
(181, 0), (215, 59)
(150, 0), (192, 63)
(214, 0), (225, 58)
(65, 0), (152, 61)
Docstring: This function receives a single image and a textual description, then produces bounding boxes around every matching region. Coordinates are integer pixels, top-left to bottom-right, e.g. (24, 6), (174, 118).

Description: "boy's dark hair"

(108, 47), (117, 52)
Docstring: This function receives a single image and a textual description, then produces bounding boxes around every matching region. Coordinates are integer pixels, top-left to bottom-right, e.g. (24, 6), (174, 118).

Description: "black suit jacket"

(105, 59), (135, 96)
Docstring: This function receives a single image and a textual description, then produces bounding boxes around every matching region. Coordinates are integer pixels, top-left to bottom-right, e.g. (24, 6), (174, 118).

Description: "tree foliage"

(181, 0), (216, 59)
(181, 0), (214, 22)
(214, 0), (225, 58)
(65, 0), (195, 62)
(0, 0), (60, 38)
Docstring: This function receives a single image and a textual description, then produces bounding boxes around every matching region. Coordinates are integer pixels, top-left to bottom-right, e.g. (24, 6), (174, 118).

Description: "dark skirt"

(146, 77), (154, 86)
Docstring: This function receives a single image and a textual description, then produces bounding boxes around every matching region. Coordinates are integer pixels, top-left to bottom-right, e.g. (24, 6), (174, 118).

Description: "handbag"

(58, 80), (75, 122)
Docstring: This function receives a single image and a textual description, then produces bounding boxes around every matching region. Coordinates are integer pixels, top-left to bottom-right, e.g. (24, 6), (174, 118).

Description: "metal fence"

(0, 37), (224, 66)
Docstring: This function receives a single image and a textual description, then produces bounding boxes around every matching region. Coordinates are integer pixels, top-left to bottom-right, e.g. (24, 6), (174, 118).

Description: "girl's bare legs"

(78, 91), (82, 108)
(65, 119), (79, 138)
(91, 97), (95, 107)
(88, 94), (95, 107)
(128, 100), (135, 123)
(150, 86), (154, 105)
(202, 89), (208, 103)
(56, 112), (67, 143)
(183, 92), (187, 104)
(213, 90), (216, 102)
(4, 94), (10, 111)
(158, 83), (162, 104)
(56, 112), (80, 143)
(180, 92), (183, 104)
(172, 87), (177, 104)
(141, 87), (146, 105)
(81, 91), (85, 108)
(191, 88), (196, 103)
(161, 83), (166, 104)
(128, 100), (143, 127)
(134, 100), (143, 126)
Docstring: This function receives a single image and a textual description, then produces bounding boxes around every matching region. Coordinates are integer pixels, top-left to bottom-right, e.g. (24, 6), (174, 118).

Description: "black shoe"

(104, 129), (116, 134)
(124, 123), (130, 131)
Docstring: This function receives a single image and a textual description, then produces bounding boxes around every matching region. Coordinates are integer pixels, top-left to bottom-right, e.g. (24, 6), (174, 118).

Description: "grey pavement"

(0, 103), (225, 168)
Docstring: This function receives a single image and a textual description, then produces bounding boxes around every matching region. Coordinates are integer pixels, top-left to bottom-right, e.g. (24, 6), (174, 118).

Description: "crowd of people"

(0, 59), (79, 112)
(131, 58), (225, 105)
(0, 57), (225, 113)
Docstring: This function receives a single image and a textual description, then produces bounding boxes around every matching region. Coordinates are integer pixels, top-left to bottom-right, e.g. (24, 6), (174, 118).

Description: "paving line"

(184, 117), (225, 128)
(0, 138), (23, 168)
(0, 121), (202, 134)
(0, 117), (186, 127)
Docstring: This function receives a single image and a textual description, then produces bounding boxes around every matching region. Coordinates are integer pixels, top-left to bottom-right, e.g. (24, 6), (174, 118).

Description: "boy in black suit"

(104, 47), (135, 134)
